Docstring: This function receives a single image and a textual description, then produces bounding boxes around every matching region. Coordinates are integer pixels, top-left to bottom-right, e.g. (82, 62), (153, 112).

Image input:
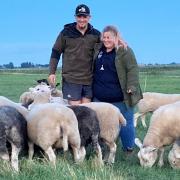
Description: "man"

(48, 4), (100, 105)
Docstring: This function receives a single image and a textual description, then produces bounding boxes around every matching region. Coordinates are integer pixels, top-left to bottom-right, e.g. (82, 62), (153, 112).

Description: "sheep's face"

(168, 144), (180, 169)
(137, 146), (158, 167)
(29, 84), (51, 93)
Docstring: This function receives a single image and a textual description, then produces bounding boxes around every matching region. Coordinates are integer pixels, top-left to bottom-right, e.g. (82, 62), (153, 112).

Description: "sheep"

(26, 103), (85, 165)
(80, 102), (126, 164)
(27, 84), (68, 108)
(32, 82), (63, 98)
(24, 90), (85, 164)
(168, 139), (180, 169)
(135, 101), (180, 168)
(0, 106), (27, 172)
(68, 105), (103, 165)
(35, 80), (62, 97)
(36, 78), (62, 97)
(134, 92), (180, 128)
(19, 83), (65, 106)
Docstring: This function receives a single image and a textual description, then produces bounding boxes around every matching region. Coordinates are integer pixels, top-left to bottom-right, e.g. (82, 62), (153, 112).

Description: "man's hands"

(48, 74), (56, 86)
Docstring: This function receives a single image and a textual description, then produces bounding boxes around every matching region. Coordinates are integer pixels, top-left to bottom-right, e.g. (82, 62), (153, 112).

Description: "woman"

(93, 26), (143, 153)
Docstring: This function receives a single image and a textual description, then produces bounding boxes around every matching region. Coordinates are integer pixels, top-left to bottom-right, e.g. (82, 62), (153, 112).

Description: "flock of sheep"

(0, 80), (179, 172)
(0, 81), (126, 171)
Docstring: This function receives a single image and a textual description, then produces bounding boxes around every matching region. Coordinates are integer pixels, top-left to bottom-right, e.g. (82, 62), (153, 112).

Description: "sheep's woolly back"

(26, 103), (80, 151)
(81, 102), (126, 141)
(0, 96), (28, 117)
(137, 92), (180, 113)
(143, 101), (180, 148)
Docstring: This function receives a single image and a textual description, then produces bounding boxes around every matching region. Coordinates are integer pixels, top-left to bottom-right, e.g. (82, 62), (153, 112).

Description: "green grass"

(0, 68), (180, 179)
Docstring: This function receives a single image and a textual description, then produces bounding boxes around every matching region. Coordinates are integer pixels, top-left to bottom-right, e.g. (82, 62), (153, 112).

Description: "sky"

(0, 0), (180, 66)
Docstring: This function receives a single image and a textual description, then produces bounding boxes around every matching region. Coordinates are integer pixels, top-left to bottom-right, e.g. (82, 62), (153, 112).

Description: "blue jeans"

(93, 97), (135, 151)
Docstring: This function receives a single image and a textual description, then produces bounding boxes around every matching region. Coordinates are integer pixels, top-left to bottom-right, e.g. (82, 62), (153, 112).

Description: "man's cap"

(75, 4), (90, 16)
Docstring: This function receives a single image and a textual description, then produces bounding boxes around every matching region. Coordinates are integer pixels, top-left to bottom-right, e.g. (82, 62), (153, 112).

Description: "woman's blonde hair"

(102, 25), (119, 37)
(102, 25), (127, 49)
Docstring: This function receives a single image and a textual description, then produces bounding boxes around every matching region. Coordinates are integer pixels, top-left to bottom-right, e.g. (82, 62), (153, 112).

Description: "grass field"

(0, 68), (180, 180)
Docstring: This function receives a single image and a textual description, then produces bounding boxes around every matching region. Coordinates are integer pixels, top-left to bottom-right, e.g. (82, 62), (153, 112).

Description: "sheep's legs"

(158, 147), (165, 167)
(0, 127), (10, 161)
(92, 134), (103, 165)
(134, 112), (147, 128)
(62, 134), (68, 152)
(11, 143), (21, 172)
(45, 146), (56, 166)
(134, 112), (140, 127)
(104, 142), (117, 164)
(79, 146), (86, 162)
(28, 141), (34, 160)
(71, 146), (85, 163)
(108, 142), (117, 164)
(94, 143), (103, 166)
(141, 114), (147, 128)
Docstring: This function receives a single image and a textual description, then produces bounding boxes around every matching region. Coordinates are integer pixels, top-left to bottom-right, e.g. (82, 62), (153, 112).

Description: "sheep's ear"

(135, 138), (143, 149)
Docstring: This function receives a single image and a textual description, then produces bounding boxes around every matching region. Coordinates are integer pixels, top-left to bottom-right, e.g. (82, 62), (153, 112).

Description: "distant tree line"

(0, 61), (179, 70)
(0, 62), (49, 69)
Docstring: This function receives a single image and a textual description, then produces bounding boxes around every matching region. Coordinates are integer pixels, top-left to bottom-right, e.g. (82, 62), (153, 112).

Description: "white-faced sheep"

(80, 102), (126, 164)
(26, 103), (85, 165)
(68, 105), (103, 165)
(0, 106), (27, 172)
(134, 92), (180, 128)
(35, 80), (63, 97)
(168, 139), (180, 169)
(135, 101), (180, 168)
(19, 83), (66, 106)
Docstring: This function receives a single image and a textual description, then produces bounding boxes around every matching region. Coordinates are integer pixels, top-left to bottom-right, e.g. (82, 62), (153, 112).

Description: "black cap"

(75, 4), (90, 16)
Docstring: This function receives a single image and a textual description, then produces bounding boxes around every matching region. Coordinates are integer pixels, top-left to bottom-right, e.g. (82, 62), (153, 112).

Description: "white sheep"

(19, 83), (67, 107)
(134, 92), (180, 128)
(80, 102), (126, 164)
(26, 102), (85, 165)
(36, 79), (63, 97)
(168, 139), (180, 169)
(135, 101), (180, 168)
(22, 89), (85, 164)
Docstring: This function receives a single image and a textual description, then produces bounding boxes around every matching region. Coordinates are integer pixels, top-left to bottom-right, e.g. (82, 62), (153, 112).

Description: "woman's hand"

(115, 33), (127, 50)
